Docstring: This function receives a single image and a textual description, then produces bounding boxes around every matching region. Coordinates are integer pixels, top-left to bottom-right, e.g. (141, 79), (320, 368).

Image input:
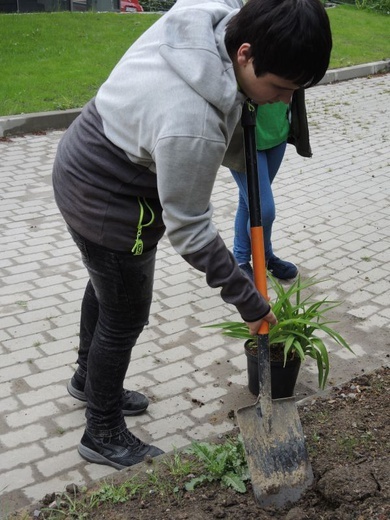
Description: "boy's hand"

(245, 309), (277, 336)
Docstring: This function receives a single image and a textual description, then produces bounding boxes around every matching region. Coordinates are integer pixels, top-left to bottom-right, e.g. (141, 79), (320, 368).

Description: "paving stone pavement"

(0, 73), (389, 517)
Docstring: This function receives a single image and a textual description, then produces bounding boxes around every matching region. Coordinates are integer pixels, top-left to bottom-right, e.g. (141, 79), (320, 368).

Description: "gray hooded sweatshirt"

(53, 0), (270, 322)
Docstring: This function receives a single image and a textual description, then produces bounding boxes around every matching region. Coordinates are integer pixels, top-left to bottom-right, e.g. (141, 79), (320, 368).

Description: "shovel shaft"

(242, 103), (268, 301)
(241, 100), (271, 403)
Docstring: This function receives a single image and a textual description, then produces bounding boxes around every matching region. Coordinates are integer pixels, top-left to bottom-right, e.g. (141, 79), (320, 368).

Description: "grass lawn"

(0, 12), (160, 115)
(0, 5), (389, 116)
(328, 4), (390, 68)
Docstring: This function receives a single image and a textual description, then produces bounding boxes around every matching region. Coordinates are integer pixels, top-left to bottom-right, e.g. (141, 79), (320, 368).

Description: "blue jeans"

(230, 142), (287, 264)
(67, 225), (157, 437)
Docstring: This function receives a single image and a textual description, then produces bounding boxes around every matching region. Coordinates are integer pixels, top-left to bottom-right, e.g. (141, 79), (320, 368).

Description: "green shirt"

(255, 102), (290, 151)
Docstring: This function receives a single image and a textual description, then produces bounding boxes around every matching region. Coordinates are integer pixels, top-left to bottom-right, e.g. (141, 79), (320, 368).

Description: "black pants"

(68, 225), (156, 437)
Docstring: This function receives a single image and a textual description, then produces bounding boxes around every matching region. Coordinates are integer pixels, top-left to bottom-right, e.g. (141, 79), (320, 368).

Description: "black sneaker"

(267, 255), (298, 280)
(78, 429), (164, 470)
(67, 370), (149, 416)
(239, 262), (254, 280)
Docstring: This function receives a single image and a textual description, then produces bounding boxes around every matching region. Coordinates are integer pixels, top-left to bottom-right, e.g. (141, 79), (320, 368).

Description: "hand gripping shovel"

(236, 100), (313, 508)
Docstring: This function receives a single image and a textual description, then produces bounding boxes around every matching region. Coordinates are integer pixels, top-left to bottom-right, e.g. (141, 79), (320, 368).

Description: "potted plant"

(206, 275), (353, 398)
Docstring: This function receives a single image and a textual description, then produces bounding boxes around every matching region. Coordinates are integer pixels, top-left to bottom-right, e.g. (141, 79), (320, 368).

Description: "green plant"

(206, 275), (353, 389)
(355, 0), (390, 14)
(162, 449), (195, 478)
(91, 479), (141, 504)
(41, 490), (93, 519)
(142, 0), (176, 11)
(184, 437), (250, 493)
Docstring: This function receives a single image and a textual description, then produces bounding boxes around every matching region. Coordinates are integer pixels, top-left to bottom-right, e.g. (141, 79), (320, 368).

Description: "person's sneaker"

(239, 262), (254, 280)
(267, 255), (298, 280)
(78, 429), (164, 470)
(67, 370), (149, 416)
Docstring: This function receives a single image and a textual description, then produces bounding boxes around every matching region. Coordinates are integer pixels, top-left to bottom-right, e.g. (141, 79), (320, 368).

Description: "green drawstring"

(246, 99), (256, 113)
(131, 197), (155, 255)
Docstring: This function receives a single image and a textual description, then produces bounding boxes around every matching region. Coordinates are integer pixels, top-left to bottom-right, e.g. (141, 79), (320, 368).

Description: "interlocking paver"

(0, 73), (389, 516)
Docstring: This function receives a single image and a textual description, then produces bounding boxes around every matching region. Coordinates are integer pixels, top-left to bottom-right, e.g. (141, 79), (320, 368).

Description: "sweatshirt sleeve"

(183, 234), (270, 322)
(154, 134), (270, 322)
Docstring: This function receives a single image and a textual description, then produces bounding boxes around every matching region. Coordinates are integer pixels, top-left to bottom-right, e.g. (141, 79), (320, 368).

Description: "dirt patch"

(12, 367), (389, 520)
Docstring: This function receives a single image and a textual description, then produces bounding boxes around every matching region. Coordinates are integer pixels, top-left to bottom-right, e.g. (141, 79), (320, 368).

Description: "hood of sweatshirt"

(158, 0), (241, 114)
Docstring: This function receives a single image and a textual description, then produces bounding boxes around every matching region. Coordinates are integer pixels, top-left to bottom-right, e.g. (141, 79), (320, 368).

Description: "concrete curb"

(0, 60), (389, 138)
(318, 59), (390, 84)
(0, 108), (81, 139)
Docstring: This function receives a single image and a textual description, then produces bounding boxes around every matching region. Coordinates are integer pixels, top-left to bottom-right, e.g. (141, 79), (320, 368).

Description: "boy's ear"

(236, 43), (252, 66)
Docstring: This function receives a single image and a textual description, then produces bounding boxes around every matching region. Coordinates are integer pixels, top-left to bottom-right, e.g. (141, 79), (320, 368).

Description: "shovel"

(236, 100), (313, 508)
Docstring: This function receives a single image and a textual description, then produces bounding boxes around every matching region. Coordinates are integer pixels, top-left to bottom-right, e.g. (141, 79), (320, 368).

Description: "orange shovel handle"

(251, 226), (269, 335)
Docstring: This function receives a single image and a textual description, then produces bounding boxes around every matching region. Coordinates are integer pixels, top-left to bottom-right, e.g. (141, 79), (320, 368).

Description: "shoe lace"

(118, 429), (148, 453)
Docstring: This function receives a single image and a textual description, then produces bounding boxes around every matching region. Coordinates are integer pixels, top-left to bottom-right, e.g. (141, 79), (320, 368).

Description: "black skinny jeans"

(67, 226), (156, 437)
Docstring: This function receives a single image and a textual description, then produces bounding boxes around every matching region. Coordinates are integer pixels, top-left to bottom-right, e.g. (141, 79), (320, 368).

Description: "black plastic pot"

(245, 344), (301, 398)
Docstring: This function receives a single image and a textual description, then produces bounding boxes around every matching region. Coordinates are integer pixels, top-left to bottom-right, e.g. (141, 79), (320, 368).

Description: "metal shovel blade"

(237, 396), (313, 508)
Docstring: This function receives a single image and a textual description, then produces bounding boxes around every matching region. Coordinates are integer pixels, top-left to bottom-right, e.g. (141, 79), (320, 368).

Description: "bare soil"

(15, 367), (389, 520)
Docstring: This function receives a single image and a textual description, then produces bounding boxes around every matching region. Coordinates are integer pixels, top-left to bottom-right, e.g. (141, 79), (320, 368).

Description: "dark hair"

(225, 0), (332, 87)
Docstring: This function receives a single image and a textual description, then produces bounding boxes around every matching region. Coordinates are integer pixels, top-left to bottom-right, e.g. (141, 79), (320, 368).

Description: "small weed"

(142, 469), (174, 499)
(307, 432), (322, 456)
(33, 341), (41, 347)
(162, 449), (196, 479)
(360, 431), (375, 445)
(91, 478), (141, 504)
(370, 374), (388, 392)
(361, 256), (372, 262)
(339, 430), (376, 459)
(41, 490), (93, 519)
(312, 432), (321, 443)
(339, 435), (359, 458)
(16, 301), (28, 308)
(184, 436), (250, 493)
(311, 409), (332, 424)
(141, 453), (196, 500)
